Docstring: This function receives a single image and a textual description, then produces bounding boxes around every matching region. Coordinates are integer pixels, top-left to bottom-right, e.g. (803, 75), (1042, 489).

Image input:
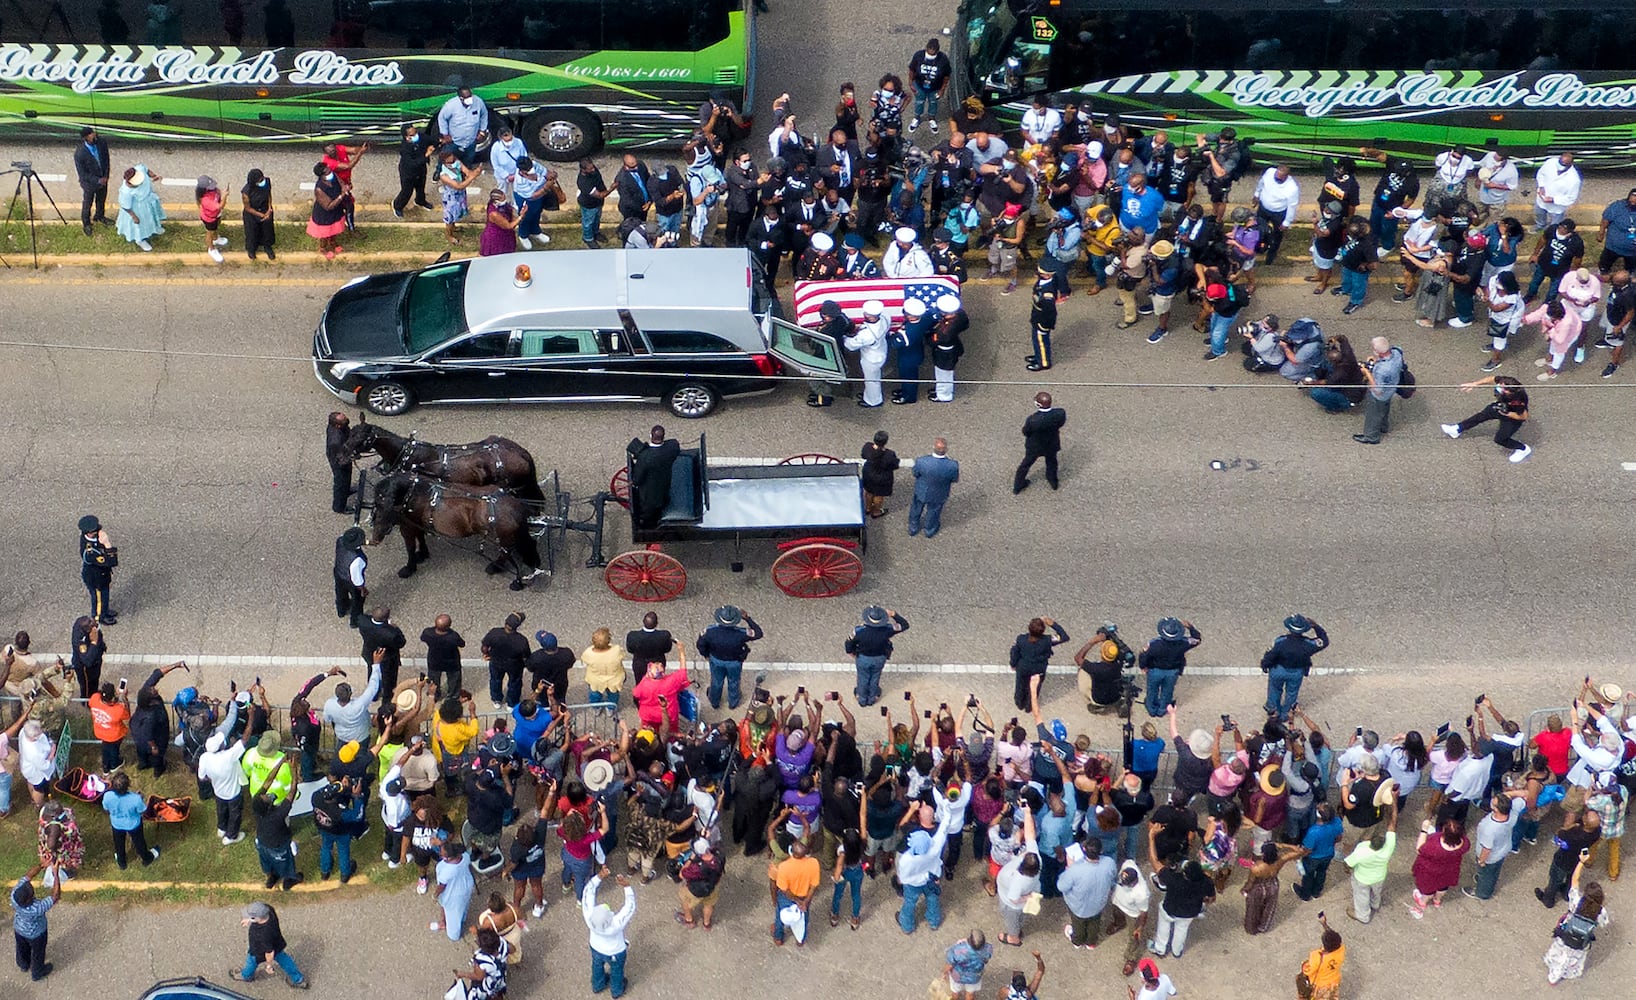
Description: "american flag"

(792, 277), (961, 329)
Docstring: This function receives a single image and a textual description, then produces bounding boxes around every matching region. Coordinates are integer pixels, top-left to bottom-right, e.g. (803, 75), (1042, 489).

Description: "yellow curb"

(62, 876), (372, 893)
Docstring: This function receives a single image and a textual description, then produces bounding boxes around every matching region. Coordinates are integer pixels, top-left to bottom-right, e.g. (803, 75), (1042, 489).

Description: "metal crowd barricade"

(1526, 706), (1572, 746)
(562, 701), (622, 742)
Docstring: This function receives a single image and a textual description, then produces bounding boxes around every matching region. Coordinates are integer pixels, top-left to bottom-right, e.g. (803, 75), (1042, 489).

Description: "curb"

(60, 876), (373, 893)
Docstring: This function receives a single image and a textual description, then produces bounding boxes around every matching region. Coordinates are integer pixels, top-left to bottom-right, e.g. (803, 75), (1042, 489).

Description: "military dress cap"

(935, 293), (962, 313)
(904, 298), (927, 317)
(893, 226), (917, 243)
(78, 515), (101, 533)
(843, 233), (866, 250)
(810, 231), (834, 252)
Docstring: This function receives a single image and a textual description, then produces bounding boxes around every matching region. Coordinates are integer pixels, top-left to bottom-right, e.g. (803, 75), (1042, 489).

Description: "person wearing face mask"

(907, 38), (951, 134)
(307, 161), (347, 259)
(1441, 375), (1532, 463)
(436, 85), (490, 167)
(241, 169), (276, 262)
(723, 150), (762, 247)
(391, 122), (436, 218)
(816, 128), (863, 203)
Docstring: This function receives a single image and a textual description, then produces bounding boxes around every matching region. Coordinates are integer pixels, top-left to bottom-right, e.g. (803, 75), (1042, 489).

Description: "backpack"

(1224, 283), (1248, 310)
(1555, 911), (1598, 950)
(1227, 138), (1257, 183)
(1396, 356), (1418, 399)
(178, 702), (218, 766)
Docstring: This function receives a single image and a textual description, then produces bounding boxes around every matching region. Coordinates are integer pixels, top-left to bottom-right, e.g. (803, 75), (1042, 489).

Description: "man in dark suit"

(908, 438), (960, 539)
(325, 411), (353, 514)
(614, 152), (653, 222)
(626, 425), (682, 528)
(358, 608), (406, 703)
(73, 126), (112, 235)
(815, 129), (863, 203)
(1014, 391), (1067, 493)
(625, 612), (675, 686)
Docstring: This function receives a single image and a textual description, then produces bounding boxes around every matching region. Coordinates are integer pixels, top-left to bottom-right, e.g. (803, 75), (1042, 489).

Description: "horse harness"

(416, 477), (505, 537)
(393, 439), (510, 480)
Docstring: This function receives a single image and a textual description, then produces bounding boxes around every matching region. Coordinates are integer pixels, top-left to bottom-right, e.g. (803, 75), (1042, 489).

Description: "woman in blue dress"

(115, 164), (166, 251)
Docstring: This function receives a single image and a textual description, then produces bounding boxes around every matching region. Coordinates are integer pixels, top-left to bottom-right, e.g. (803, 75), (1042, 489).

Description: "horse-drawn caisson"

(337, 419), (868, 600)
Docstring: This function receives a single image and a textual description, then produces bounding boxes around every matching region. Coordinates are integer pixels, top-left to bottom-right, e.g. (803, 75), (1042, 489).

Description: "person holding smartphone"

(88, 679), (132, 771)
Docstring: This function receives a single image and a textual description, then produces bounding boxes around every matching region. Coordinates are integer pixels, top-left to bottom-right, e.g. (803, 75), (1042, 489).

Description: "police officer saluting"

(1027, 263), (1059, 371)
(79, 515), (118, 625)
(326, 412), (354, 514)
(333, 526), (367, 629)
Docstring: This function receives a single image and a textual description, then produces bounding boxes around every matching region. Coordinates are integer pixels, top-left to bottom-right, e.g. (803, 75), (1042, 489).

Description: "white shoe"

(386, 860), (400, 869)
(492, 702), (506, 713)
(1447, 318), (1470, 328)
(531, 903), (546, 918)
(537, 233), (551, 244)
(223, 833), (245, 845)
(518, 236), (534, 250)
(213, 236), (228, 247)
(381, 852), (392, 862)
(1509, 444), (1533, 463)
(154, 227), (166, 235)
(1574, 347), (1586, 364)
(1440, 423), (1461, 439)
(909, 116), (921, 132)
(208, 247), (223, 263)
(137, 239), (153, 252)
(928, 120), (938, 134)
(1376, 247), (1390, 259)
(1534, 356), (1550, 366)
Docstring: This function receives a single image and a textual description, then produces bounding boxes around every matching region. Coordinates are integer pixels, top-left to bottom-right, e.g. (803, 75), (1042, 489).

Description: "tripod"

(1, 164), (69, 270)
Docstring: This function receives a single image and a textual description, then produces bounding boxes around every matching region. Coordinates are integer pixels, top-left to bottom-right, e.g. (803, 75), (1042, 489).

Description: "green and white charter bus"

(957, 0), (1636, 164)
(0, 0), (756, 159)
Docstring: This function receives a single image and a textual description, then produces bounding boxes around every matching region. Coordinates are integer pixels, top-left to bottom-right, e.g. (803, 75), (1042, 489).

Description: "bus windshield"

(0, 0), (751, 161)
(957, 0), (1636, 164)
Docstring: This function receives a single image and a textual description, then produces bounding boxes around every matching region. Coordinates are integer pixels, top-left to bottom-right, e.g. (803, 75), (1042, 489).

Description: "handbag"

(1295, 970), (1314, 999)
(444, 979), (469, 1000)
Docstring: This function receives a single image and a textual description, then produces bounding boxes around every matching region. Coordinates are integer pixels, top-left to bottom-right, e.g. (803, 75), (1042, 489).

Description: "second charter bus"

(0, 0), (756, 160)
(958, 0), (1636, 165)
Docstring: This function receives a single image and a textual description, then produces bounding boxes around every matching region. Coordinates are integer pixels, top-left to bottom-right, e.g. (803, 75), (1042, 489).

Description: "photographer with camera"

(1074, 625), (1134, 714)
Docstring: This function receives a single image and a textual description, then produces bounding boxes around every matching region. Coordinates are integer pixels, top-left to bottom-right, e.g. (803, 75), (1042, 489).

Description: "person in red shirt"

(632, 648), (690, 731)
(88, 680), (132, 771)
(1531, 714), (1574, 782)
(320, 141), (370, 230)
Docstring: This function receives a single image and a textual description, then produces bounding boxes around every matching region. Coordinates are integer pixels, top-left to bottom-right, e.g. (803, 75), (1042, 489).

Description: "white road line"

(1622, 462), (1636, 471)
(712, 457), (915, 469)
(36, 173), (68, 182)
(158, 178), (195, 186)
(70, 652), (1360, 678)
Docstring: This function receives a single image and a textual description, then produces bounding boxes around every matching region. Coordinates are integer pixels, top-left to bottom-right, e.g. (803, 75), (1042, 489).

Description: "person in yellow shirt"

(432, 693), (480, 795)
(581, 628), (628, 711)
(770, 840), (820, 946)
(1299, 914), (1345, 1000)
(242, 731), (293, 804)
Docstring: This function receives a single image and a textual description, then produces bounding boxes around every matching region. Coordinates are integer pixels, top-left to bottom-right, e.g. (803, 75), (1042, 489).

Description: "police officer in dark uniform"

(1027, 263), (1059, 371)
(929, 227), (966, 283)
(333, 526), (367, 629)
(326, 411), (354, 514)
(78, 514), (118, 625)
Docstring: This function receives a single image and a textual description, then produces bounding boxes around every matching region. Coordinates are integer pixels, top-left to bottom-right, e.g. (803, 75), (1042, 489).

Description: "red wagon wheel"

(609, 466), (631, 508)
(777, 453), (845, 466)
(771, 542), (863, 598)
(605, 548), (687, 602)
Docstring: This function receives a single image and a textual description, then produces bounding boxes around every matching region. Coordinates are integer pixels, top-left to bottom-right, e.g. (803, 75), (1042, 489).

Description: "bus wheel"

(522, 109), (603, 161)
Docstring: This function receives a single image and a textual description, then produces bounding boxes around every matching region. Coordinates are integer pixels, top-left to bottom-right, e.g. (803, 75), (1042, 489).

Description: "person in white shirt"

(379, 760), (411, 868)
(1534, 152), (1582, 229)
(1134, 958), (1178, 1000)
(1334, 730), (1390, 773)
(994, 801), (1039, 946)
(1430, 145), (1477, 212)
(1252, 164), (1300, 264)
(1567, 702), (1621, 788)
(897, 815), (955, 932)
(882, 227), (933, 277)
(487, 126), (528, 198)
(582, 871), (636, 996)
(196, 698), (247, 845)
(1020, 96), (1063, 147)
(844, 300), (890, 407)
(1476, 150), (1519, 213)
(933, 776), (973, 874)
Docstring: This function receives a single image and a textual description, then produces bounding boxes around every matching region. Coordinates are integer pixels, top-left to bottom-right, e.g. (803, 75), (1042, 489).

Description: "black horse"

(342, 420), (547, 507)
(367, 474), (545, 590)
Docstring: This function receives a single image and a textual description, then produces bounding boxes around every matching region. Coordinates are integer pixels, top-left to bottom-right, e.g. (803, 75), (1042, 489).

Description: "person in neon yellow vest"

(242, 731), (293, 804)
